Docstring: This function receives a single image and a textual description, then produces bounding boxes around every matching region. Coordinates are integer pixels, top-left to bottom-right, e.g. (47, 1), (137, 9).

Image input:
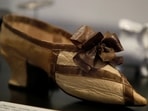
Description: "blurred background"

(0, 0), (148, 32)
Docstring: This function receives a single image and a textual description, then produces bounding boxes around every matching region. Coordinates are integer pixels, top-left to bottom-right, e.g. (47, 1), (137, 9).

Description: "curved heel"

(0, 46), (55, 92)
(0, 46), (27, 87)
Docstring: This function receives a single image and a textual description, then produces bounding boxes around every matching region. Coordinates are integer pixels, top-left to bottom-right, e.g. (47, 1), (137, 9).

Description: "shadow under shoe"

(9, 62), (59, 95)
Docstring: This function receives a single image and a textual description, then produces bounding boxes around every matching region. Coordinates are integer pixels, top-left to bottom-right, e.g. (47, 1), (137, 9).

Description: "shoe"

(0, 14), (147, 106)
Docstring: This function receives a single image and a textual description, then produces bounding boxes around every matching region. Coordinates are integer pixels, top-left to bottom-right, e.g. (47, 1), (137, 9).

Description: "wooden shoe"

(0, 14), (147, 106)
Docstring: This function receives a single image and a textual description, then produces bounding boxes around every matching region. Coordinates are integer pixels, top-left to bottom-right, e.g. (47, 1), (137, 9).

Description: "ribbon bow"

(70, 26), (124, 73)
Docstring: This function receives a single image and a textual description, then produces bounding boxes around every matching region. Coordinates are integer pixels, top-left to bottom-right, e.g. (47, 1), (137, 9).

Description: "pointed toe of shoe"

(55, 72), (148, 106)
(133, 90), (147, 106)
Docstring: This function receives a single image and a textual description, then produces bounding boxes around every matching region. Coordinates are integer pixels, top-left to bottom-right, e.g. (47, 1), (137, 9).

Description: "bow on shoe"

(70, 26), (124, 73)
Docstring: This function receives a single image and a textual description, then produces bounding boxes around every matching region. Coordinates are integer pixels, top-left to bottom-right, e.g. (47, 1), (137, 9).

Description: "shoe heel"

(0, 46), (27, 87)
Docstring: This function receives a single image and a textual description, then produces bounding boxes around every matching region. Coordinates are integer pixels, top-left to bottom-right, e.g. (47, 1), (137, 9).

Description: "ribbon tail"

(99, 52), (115, 62)
(73, 53), (92, 73)
(73, 46), (97, 73)
(110, 56), (124, 65)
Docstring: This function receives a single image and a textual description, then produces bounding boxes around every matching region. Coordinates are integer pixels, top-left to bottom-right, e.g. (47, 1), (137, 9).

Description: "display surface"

(0, 101), (57, 111)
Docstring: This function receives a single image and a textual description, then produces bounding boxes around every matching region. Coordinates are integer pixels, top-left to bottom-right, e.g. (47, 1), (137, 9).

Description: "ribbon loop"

(70, 26), (124, 73)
